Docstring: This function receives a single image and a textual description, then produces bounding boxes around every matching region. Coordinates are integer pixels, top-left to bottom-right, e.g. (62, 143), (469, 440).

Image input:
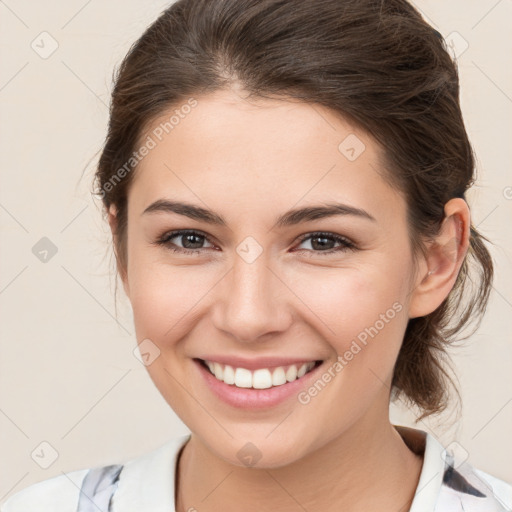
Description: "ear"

(107, 205), (130, 299)
(408, 198), (470, 319)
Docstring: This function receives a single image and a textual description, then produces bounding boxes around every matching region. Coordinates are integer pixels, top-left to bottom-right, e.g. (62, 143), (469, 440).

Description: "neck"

(175, 412), (423, 512)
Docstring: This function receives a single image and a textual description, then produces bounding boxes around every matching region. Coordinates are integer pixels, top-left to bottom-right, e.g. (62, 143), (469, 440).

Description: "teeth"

(272, 367), (286, 386)
(213, 362), (223, 381)
(203, 360), (317, 389)
(297, 363), (308, 378)
(235, 368), (253, 388)
(285, 365), (297, 382)
(223, 364), (235, 385)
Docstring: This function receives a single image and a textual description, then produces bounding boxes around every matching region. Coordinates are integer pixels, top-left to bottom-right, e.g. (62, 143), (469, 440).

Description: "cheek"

(125, 237), (195, 342)
(128, 263), (212, 346)
(289, 266), (410, 421)
(289, 260), (411, 369)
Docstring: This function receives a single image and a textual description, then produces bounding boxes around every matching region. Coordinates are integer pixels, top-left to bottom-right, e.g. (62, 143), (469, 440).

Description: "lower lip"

(193, 358), (324, 410)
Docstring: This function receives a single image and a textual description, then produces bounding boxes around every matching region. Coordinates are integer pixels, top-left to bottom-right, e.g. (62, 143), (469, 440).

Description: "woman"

(3, 0), (510, 510)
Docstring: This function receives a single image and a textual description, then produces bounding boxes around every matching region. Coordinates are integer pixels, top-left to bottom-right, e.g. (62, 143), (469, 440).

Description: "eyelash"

(153, 229), (357, 257)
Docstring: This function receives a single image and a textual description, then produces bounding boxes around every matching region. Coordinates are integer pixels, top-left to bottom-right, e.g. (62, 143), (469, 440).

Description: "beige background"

(1, 0), (511, 503)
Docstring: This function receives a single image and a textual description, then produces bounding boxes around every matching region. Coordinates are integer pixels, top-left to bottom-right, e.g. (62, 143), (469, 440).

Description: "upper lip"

(195, 356), (323, 371)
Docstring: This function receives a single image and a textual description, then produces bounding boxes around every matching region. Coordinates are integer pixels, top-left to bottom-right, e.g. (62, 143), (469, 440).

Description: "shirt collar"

(112, 426), (504, 512)
(112, 433), (191, 512)
(395, 425), (447, 512)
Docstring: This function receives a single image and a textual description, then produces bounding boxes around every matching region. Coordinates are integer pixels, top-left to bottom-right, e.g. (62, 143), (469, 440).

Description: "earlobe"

(107, 205), (120, 252)
(108, 205), (118, 235)
(120, 271), (130, 299)
(408, 198), (470, 319)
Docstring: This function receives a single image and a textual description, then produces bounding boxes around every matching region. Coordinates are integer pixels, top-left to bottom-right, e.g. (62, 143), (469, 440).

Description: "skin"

(108, 87), (470, 512)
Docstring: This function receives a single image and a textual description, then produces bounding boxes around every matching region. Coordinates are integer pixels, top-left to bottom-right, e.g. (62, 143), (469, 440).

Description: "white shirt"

(1, 426), (510, 512)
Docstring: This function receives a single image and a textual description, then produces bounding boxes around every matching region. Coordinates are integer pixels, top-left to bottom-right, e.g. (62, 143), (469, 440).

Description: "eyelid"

(155, 229), (217, 248)
(295, 231), (354, 245)
(154, 228), (358, 256)
(293, 231), (357, 254)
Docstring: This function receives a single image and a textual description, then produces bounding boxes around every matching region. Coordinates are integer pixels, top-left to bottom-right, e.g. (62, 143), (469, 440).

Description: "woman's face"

(116, 89), (423, 467)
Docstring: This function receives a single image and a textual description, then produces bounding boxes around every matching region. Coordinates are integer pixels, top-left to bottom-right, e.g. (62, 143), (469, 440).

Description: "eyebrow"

(141, 199), (376, 227)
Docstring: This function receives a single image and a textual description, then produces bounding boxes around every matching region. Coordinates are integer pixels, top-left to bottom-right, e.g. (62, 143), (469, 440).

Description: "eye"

(153, 229), (216, 255)
(153, 229), (357, 257)
(293, 231), (357, 256)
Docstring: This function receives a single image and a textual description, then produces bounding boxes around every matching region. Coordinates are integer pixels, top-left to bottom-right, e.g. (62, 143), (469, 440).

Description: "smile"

(199, 358), (322, 389)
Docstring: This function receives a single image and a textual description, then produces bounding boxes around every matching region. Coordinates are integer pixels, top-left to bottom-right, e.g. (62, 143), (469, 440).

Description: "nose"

(211, 247), (293, 343)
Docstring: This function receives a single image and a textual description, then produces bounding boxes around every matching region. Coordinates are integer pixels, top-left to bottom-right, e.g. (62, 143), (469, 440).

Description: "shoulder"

(438, 460), (512, 511)
(394, 426), (511, 512)
(0, 434), (191, 512)
(0, 468), (90, 512)
(473, 468), (512, 510)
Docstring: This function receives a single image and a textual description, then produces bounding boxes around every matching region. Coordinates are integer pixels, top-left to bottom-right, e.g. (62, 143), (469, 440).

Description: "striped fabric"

(72, 446), (510, 511)
(76, 464), (123, 512)
(435, 452), (509, 511)
(2, 429), (510, 511)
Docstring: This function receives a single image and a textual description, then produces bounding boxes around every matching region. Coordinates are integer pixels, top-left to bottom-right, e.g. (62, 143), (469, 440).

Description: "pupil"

(184, 234), (203, 249)
(312, 236), (333, 250)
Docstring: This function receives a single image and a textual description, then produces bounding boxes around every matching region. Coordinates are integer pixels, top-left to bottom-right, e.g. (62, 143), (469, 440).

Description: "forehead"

(128, 89), (405, 226)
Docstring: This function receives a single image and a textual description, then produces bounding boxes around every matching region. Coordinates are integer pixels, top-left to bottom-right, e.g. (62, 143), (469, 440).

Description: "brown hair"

(93, 0), (494, 419)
